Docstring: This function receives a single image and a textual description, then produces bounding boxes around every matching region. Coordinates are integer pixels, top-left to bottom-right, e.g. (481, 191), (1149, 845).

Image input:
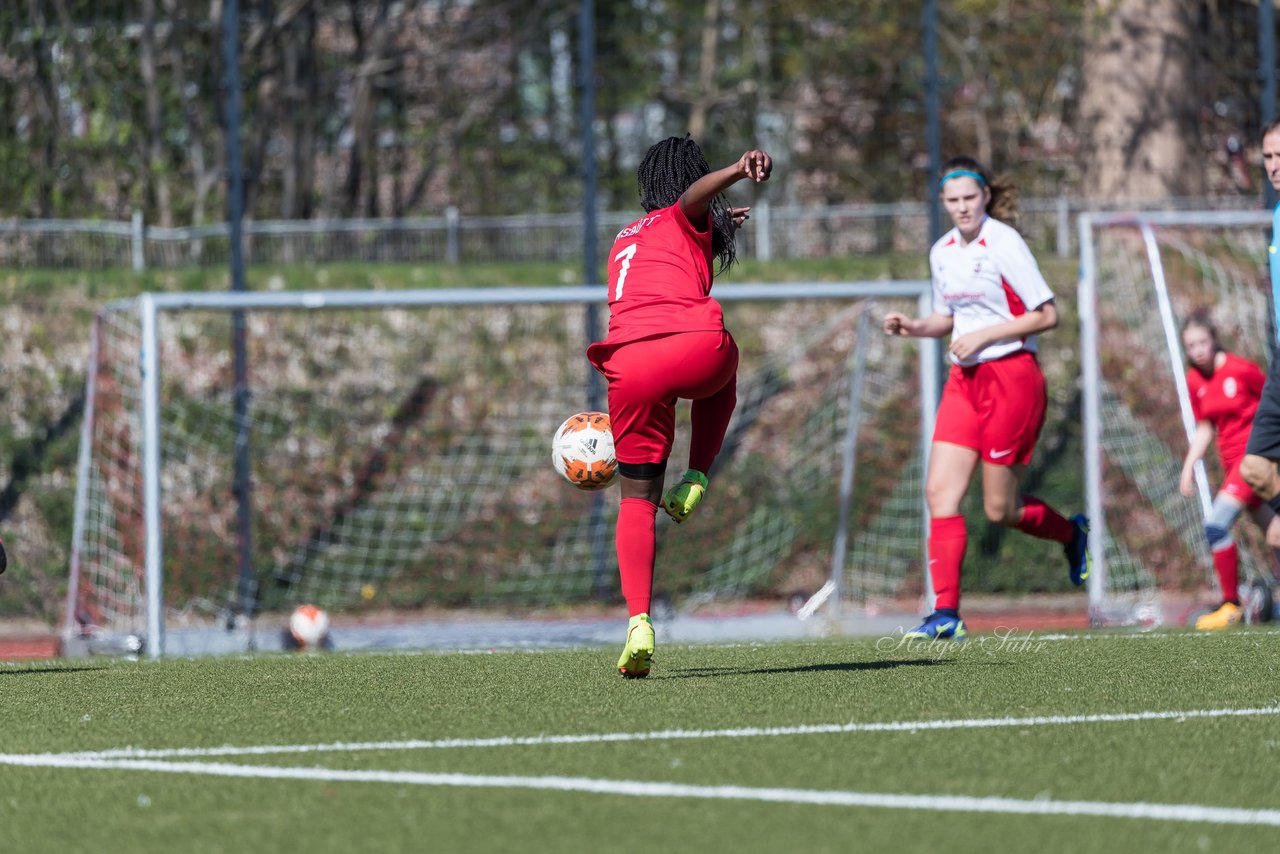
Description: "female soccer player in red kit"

(882, 156), (1089, 639)
(1178, 313), (1280, 630)
(587, 136), (771, 677)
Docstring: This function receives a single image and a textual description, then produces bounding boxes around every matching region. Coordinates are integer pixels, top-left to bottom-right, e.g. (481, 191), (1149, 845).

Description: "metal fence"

(0, 196), (1263, 272)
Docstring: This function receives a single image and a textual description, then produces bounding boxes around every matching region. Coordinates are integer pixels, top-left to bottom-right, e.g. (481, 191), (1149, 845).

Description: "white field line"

(1032, 629), (1280, 641)
(1, 755), (1278, 827)
(18, 704), (1280, 762)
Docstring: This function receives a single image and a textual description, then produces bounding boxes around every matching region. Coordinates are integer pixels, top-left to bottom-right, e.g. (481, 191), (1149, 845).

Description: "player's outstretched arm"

(680, 149), (772, 225)
(883, 311), (953, 339)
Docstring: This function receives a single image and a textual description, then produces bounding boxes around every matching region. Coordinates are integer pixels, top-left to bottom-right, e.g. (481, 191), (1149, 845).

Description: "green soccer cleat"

(616, 613), (655, 678)
(662, 469), (708, 524)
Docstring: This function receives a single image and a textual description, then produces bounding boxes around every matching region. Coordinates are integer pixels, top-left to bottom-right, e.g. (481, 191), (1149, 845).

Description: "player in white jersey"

(883, 156), (1089, 640)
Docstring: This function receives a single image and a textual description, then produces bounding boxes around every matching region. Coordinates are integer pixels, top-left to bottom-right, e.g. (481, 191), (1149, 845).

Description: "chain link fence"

(1, 196), (1264, 273)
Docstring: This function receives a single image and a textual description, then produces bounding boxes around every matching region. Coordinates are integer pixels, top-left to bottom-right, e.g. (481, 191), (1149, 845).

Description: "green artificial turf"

(1, 628), (1278, 852)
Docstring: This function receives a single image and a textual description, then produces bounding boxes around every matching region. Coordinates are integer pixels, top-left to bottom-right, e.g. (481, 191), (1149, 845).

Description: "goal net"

(1079, 210), (1276, 626)
(64, 282), (938, 657)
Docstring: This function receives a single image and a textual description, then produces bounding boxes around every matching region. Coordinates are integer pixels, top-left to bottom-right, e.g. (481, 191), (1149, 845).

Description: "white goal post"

(65, 282), (939, 658)
(1078, 209), (1277, 626)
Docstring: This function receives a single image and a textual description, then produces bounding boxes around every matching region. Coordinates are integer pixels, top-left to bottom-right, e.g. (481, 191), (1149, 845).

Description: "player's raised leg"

(982, 464), (1089, 586)
(975, 350), (1090, 586)
(663, 331), (739, 524)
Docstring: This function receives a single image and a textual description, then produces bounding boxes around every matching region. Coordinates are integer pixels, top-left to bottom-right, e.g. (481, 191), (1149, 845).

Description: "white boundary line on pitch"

(0, 755), (1277, 827)
(19, 704), (1280, 761)
(1031, 629), (1280, 642)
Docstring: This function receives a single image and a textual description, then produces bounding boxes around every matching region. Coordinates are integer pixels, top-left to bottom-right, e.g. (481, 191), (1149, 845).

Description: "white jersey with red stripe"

(929, 215), (1055, 366)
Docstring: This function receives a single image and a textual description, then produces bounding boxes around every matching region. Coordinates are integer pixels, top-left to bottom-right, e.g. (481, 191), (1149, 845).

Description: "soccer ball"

(552, 411), (618, 490)
(288, 604), (331, 650)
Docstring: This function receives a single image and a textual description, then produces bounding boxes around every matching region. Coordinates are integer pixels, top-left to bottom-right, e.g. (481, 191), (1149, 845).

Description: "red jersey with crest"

(597, 201), (722, 347)
(1187, 352), (1267, 468)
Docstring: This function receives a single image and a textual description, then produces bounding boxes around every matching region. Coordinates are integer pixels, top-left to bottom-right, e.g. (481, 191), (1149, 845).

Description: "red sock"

(1212, 543), (1240, 604)
(617, 498), (658, 616)
(928, 514), (967, 611)
(1015, 495), (1074, 543)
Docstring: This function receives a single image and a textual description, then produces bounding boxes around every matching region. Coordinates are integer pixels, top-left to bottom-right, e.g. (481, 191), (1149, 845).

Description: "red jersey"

(597, 201), (723, 347)
(1187, 352), (1267, 468)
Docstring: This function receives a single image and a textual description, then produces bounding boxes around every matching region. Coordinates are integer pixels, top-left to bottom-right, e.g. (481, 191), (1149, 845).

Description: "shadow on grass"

(0, 666), (109, 677)
(656, 658), (993, 680)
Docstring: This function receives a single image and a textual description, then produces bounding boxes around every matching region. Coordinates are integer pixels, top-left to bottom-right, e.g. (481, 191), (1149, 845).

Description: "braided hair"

(636, 136), (738, 273)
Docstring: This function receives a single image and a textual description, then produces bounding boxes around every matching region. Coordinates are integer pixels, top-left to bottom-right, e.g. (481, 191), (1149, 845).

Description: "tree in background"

(1078, 0), (1202, 201)
(1, 1), (1275, 223)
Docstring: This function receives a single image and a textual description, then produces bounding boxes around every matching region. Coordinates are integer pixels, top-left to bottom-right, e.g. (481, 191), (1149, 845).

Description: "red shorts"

(587, 330), (738, 465)
(933, 351), (1046, 466)
(1221, 457), (1263, 509)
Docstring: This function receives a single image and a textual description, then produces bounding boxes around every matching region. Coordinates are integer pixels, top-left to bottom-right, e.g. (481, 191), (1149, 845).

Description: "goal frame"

(1077, 208), (1273, 625)
(65, 281), (939, 658)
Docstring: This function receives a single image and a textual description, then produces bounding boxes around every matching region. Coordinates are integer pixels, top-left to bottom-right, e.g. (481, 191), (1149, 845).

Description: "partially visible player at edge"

(1177, 312), (1278, 630)
(1238, 120), (1280, 551)
(587, 136), (771, 677)
(882, 156), (1089, 640)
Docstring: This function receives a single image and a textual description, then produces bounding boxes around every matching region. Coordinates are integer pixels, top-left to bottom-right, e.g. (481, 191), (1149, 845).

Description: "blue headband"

(939, 169), (987, 188)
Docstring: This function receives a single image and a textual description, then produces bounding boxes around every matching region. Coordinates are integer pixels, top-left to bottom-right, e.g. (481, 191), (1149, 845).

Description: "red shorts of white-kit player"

(588, 330), (738, 465)
(933, 350), (1046, 466)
